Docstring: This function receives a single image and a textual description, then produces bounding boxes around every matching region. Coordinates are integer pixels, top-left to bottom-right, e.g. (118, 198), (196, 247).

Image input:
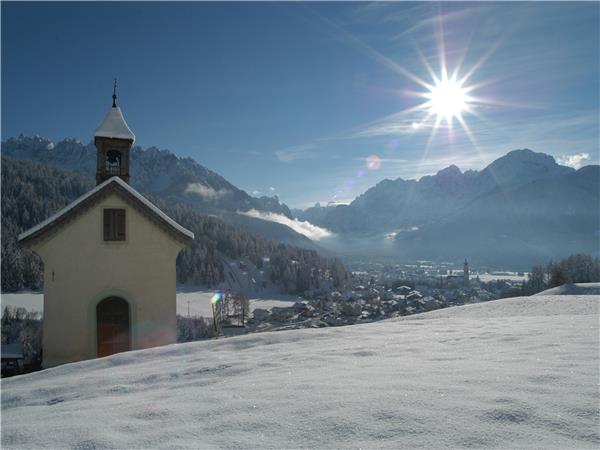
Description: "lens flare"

(385, 139), (400, 152)
(366, 155), (381, 171)
(211, 292), (223, 304)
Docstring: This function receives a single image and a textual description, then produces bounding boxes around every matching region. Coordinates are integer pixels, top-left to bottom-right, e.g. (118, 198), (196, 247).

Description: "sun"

(423, 74), (471, 123)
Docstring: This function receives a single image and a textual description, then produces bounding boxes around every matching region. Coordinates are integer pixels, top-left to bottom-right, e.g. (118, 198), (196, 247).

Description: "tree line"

(1, 157), (94, 291)
(1, 306), (43, 374)
(521, 253), (600, 295)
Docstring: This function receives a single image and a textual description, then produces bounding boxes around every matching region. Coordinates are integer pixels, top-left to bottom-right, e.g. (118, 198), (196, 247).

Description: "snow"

(535, 282), (600, 296)
(1, 288), (297, 318)
(477, 272), (528, 282)
(18, 176), (194, 243)
(94, 106), (136, 141)
(2, 294), (598, 449)
(1, 291), (43, 313)
(176, 287), (299, 318)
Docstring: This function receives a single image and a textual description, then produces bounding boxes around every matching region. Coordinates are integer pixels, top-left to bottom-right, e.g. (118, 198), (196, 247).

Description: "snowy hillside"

(2, 294), (598, 449)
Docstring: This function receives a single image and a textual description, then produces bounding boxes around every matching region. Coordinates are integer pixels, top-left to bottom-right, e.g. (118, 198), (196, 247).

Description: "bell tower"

(94, 79), (135, 185)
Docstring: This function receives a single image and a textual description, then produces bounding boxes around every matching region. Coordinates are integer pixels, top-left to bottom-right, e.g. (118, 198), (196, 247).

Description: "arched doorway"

(96, 297), (130, 357)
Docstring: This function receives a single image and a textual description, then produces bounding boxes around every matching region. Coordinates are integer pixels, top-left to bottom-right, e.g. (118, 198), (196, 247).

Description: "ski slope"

(2, 294), (598, 449)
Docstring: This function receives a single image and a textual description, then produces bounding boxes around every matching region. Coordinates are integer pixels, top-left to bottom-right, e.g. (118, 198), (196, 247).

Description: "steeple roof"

(94, 106), (136, 142)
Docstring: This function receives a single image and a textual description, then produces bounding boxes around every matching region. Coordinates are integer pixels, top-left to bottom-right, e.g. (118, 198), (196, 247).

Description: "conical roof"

(94, 106), (135, 142)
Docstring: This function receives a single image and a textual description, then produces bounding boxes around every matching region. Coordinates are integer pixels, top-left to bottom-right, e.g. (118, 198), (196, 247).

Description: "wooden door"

(97, 297), (130, 357)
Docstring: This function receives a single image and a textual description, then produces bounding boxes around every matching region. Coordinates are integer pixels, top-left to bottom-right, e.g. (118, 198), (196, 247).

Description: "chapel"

(19, 84), (194, 368)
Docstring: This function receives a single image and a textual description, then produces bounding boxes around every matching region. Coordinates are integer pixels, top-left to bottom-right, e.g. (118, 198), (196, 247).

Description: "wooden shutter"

(103, 209), (126, 241)
(115, 209), (126, 241)
(104, 209), (112, 241)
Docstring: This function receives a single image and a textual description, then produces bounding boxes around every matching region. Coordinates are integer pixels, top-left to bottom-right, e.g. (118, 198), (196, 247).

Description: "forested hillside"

(1, 156), (348, 293)
(1, 158), (93, 291)
(3, 135), (322, 251)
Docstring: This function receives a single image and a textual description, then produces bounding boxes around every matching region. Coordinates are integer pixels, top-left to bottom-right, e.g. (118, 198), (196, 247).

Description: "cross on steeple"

(112, 78), (117, 108)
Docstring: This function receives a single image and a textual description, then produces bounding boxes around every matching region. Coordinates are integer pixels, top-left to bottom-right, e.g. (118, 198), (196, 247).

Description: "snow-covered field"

(0, 287), (300, 318)
(176, 288), (300, 318)
(2, 294), (598, 449)
(477, 272), (528, 282)
(0, 291), (43, 313)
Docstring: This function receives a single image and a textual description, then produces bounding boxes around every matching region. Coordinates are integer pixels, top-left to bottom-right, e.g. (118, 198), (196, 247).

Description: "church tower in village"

(463, 258), (470, 285)
(94, 80), (134, 184)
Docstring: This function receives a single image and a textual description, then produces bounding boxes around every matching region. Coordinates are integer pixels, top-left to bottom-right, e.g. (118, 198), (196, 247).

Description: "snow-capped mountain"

(295, 149), (598, 267)
(392, 165), (599, 267)
(478, 148), (574, 189)
(296, 149), (583, 234)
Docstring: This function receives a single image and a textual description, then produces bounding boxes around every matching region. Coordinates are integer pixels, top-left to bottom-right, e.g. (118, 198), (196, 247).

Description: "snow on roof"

(18, 176), (194, 243)
(94, 106), (135, 141)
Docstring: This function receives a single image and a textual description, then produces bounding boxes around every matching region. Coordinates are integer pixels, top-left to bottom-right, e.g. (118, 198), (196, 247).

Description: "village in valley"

(222, 258), (525, 333)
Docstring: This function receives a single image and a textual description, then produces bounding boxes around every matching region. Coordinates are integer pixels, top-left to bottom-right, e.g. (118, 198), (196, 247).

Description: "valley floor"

(2, 294), (599, 449)
(0, 286), (301, 318)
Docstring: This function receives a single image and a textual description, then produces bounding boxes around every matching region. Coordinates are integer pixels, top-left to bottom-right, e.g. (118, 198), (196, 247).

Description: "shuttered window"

(103, 209), (126, 241)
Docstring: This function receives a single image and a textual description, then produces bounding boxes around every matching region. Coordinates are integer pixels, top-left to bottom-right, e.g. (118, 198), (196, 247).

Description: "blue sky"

(2, 2), (598, 208)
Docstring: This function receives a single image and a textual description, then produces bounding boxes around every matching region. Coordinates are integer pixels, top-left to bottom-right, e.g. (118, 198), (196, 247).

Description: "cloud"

(392, 6), (483, 37)
(269, 186), (276, 192)
(275, 144), (317, 162)
(349, 111), (436, 139)
(557, 153), (590, 169)
(252, 190), (262, 196)
(238, 209), (334, 241)
(185, 183), (230, 200)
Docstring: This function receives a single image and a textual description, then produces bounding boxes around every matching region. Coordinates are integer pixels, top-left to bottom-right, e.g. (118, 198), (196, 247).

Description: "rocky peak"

(436, 164), (462, 177)
(481, 148), (573, 188)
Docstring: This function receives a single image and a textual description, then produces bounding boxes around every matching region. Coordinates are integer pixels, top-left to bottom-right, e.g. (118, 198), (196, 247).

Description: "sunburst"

(422, 73), (472, 124)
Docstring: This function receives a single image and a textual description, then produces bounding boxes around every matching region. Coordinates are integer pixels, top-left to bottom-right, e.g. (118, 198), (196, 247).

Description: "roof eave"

(18, 177), (194, 246)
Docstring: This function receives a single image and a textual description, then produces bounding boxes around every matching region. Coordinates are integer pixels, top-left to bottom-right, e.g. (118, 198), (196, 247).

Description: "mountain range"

(296, 149), (598, 268)
(3, 135), (598, 269)
(296, 149), (577, 232)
